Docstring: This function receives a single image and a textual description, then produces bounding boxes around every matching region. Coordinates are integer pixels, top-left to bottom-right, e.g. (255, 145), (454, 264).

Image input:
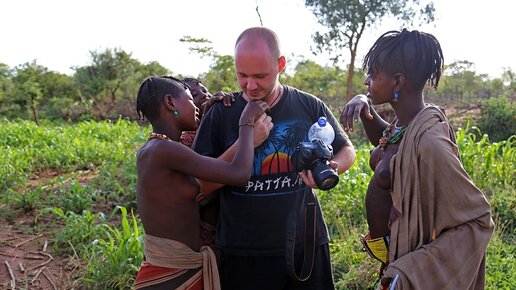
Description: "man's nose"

(246, 79), (258, 90)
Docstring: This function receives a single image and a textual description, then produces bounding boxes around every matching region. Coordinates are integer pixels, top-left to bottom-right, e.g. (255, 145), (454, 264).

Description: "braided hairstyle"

(363, 29), (444, 90)
(183, 77), (202, 87)
(136, 75), (188, 121)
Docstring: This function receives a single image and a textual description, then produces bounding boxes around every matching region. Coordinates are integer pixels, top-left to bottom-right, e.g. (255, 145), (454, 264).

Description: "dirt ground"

(0, 170), (97, 290)
(0, 214), (81, 290)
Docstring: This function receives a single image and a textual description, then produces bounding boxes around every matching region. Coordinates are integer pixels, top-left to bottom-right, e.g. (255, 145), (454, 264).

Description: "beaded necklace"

(148, 132), (172, 142)
(378, 120), (407, 151)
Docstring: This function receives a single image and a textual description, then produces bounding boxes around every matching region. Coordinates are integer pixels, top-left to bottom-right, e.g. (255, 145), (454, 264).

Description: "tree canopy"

(305, 0), (435, 100)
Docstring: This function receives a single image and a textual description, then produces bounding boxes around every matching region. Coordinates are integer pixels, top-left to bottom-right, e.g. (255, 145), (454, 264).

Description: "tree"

(39, 71), (80, 120)
(0, 63), (14, 116)
(180, 35), (239, 93)
(501, 68), (516, 98)
(305, 0), (436, 100)
(11, 61), (48, 125)
(73, 48), (168, 119)
(477, 96), (515, 142)
(0, 61), (82, 121)
(202, 55), (239, 93)
(434, 60), (487, 104)
(283, 59), (341, 107)
(179, 36), (216, 59)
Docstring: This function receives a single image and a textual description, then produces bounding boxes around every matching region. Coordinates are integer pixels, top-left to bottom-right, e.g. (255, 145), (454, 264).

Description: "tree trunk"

(31, 103), (40, 126)
(346, 52), (356, 101)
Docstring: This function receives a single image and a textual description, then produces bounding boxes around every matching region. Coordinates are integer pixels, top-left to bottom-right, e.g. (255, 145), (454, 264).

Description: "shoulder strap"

(285, 189), (317, 282)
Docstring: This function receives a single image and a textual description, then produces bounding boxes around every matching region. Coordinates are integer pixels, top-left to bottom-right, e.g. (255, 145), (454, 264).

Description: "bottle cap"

(317, 116), (328, 127)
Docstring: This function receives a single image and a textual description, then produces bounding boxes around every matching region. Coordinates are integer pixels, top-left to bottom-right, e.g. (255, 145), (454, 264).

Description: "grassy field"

(0, 118), (514, 289)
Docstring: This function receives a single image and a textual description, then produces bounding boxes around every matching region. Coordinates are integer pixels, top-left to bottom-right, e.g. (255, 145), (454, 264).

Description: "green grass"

(0, 119), (514, 289)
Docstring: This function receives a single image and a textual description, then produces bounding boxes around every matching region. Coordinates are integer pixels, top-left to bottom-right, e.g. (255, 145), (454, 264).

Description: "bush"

(477, 96), (515, 141)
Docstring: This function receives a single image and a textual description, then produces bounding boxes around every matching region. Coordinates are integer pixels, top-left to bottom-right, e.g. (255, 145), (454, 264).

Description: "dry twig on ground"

(4, 260), (16, 289)
(14, 234), (44, 248)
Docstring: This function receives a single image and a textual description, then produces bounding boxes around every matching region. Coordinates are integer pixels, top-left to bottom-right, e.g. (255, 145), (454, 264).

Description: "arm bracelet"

(195, 192), (211, 207)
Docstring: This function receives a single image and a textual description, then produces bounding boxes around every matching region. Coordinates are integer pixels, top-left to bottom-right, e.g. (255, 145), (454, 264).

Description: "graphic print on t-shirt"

(236, 119), (311, 196)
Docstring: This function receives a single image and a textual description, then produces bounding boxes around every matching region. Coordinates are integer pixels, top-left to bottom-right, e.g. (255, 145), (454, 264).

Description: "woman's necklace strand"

(148, 132), (172, 141)
(378, 120), (407, 151)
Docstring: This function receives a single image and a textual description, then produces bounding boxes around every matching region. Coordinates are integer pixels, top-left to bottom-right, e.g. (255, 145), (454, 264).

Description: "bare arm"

(155, 101), (269, 186)
(197, 112), (273, 193)
(332, 143), (356, 175)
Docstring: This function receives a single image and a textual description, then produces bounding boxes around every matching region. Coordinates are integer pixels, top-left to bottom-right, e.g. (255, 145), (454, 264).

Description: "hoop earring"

(393, 91), (400, 102)
(173, 110), (180, 118)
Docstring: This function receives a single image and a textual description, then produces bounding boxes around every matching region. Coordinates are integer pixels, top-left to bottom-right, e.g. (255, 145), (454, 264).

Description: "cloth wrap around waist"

(144, 233), (221, 290)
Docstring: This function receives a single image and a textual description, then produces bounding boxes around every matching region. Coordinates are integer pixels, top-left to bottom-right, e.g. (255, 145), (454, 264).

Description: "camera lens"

(311, 160), (339, 190)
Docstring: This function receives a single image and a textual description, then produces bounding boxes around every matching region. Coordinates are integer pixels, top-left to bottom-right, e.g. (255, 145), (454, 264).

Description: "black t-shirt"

(193, 85), (350, 255)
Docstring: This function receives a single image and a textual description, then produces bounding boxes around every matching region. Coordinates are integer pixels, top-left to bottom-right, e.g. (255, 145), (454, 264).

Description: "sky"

(1, 0), (514, 79)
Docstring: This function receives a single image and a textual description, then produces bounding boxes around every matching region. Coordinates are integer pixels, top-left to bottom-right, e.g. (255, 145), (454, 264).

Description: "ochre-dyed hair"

(363, 28), (444, 90)
(183, 77), (202, 86)
(235, 27), (281, 60)
(183, 77), (203, 91)
(136, 75), (188, 121)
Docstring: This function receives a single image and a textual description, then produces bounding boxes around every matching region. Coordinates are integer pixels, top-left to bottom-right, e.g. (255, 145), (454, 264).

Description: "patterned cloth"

(180, 131), (197, 148)
(134, 234), (221, 290)
(135, 262), (203, 289)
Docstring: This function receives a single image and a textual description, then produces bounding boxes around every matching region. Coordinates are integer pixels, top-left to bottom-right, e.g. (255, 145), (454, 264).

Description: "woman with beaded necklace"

(340, 29), (493, 289)
(134, 75), (270, 289)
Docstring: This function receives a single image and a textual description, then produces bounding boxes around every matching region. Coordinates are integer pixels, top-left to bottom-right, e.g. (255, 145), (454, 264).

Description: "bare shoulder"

(137, 139), (196, 171)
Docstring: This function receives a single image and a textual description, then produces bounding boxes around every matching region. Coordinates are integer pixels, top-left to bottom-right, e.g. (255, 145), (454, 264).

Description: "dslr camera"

(291, 139), (339, 190)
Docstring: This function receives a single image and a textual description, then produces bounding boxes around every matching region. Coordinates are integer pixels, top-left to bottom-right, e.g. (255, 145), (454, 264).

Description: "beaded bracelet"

(239, 123), (254, 127)
(195, 192), (211, 207)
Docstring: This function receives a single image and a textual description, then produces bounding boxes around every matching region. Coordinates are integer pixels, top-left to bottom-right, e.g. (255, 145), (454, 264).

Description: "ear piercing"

(393, 91), (400, 102)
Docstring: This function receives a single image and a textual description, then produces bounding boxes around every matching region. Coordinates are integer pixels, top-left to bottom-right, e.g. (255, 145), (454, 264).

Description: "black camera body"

(291, 139), (339, 190)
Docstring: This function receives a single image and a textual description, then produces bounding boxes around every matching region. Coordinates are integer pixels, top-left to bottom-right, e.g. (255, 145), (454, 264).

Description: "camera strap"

(285, 189), (317, 282)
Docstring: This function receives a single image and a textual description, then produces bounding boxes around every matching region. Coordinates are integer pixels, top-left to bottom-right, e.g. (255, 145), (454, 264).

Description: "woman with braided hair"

(134, 75), (270, 289)
(340, 29), (494, 289)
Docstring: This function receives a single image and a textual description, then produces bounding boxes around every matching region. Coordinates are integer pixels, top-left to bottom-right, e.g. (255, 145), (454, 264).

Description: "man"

(193, 27), (356, 290)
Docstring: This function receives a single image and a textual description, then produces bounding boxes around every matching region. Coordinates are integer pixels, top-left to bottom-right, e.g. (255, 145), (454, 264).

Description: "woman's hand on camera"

(340, 94), (373, 132)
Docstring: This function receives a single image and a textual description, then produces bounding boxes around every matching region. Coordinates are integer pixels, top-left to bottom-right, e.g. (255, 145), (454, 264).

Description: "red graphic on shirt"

(261, 152), (292, 174)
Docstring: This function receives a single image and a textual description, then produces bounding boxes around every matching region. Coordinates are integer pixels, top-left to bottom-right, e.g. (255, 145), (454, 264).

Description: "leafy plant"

(477, 96), (515, 142)
(46, 207), (107, 255)
(7, 187), (45, 212)
(485, 228), (516, 289)
(456, 126), (515, 190)
(82, 206), (144, 289)
(53, 180), (96, 214)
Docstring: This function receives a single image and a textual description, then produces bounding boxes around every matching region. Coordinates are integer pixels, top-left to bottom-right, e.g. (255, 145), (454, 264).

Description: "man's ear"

(393, 73), (406, 91)
(278, 55), (286, 73)
(163, 94), (175, 110)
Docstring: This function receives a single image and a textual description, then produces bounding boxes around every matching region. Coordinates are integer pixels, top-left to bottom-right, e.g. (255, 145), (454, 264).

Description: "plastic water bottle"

(308, 116), (335, 145)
